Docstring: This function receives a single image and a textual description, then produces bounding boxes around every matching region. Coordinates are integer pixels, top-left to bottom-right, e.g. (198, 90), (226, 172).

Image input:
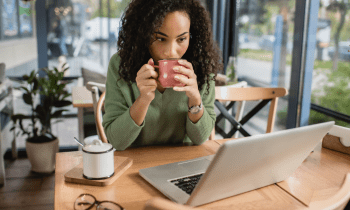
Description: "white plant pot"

(26, 138), (59, 173)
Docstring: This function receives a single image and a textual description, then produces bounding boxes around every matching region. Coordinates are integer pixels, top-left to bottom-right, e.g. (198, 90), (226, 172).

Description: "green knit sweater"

(102, 54), (216, 150)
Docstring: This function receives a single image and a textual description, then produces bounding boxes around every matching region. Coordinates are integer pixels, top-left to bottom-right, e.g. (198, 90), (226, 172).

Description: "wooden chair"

(209, 87), (288, 140)
(85, 82), (107, 143)
(144, 197), (206, 210)
(95, 91), (107, 143)
(215, 81), (248, 139)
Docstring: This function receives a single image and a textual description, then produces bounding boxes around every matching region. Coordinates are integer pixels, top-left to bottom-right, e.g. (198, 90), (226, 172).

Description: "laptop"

(139, 121), (335, 206)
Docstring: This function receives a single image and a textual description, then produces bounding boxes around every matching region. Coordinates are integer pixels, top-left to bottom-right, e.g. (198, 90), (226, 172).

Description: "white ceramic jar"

(82, 139), (114, 179)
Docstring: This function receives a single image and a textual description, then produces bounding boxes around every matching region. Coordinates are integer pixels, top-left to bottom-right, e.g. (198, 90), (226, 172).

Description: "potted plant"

(11, 65), (72, 173)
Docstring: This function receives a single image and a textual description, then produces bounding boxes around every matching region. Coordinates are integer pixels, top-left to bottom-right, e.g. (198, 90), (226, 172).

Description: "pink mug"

(152, 58), (188, 88)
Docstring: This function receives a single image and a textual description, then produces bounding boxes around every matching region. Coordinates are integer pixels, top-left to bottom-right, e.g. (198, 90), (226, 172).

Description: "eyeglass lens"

(75, 194), (95, 210)
(75, 194), (123, 210)
(97, 201), (123, 210)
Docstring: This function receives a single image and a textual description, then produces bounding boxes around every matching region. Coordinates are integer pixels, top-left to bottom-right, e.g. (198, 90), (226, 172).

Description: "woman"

(103, 0), (223, 150)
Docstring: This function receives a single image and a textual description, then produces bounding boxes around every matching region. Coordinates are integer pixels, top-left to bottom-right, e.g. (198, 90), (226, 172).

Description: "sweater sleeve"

(186, 75), (216, 145)
(102, 54), (144, 150)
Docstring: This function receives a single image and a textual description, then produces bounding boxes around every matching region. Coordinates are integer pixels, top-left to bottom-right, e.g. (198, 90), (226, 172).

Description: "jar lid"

(83, 139), (113, 153)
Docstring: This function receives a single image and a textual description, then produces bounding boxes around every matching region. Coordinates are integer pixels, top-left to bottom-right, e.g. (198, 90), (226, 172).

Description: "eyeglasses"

(74, 194), (124, 210)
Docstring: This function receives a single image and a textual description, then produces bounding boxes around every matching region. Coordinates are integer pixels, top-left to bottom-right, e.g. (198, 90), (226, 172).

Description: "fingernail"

(174, 76), (179, 80)
(178, 60), (183, 64)
(173, 67), (179, 72)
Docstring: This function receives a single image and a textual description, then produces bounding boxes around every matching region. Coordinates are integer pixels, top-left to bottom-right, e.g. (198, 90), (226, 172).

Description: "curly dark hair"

(117, 0), (223, 93)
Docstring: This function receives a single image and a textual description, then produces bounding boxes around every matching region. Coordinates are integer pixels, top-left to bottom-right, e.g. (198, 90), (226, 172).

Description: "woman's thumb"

(148, 58), (154, 65)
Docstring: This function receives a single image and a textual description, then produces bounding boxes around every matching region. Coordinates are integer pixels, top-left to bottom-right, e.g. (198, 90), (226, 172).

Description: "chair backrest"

(86, 81), (107, 143)
(95, 91), (107, 143)
(143, 197), (206, 210)
(210, 87), (288, 140)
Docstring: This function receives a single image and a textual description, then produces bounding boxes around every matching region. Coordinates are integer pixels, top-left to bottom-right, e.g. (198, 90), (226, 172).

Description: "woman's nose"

(164, 42), (179, 58)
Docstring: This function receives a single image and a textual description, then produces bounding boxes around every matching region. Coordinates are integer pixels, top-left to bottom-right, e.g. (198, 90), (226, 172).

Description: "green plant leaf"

(22, 74), (29, 80)
(19, 86), (30, 94)
(22, 93), (33, 105)
(54, 100), (72, 107)
(33, 78), (39, 91)
(52, 119), (63, 124)
(51, 110), (66, 118)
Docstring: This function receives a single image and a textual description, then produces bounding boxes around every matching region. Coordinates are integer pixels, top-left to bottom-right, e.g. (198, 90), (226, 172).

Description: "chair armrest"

(86, 81), (106, 92)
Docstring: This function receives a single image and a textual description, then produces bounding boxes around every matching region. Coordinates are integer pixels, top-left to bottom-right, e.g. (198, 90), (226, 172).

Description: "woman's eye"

(156, 37), (165, 42)
(178, 37), (186, 42)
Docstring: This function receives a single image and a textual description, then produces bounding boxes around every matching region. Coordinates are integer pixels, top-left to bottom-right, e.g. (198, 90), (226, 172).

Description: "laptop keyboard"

(170, 174), (204, 195)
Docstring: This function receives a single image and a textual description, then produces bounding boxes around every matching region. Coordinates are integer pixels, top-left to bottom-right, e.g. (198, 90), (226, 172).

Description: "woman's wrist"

(188, 91), (201, 107)
(130, 96), (151, 126)
(138, 94), (152, 106)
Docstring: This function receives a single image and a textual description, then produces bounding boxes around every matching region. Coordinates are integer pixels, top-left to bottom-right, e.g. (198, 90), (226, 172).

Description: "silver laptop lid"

(187, 121), (334, 206)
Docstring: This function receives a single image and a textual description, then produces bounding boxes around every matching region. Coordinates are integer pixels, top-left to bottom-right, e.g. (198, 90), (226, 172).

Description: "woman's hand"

(136, 58), (158, 104)
(173, 60), (201, 104)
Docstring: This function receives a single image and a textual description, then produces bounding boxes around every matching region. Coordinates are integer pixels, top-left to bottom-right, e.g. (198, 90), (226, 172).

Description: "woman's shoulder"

(107, 53), (128, 87)
(108, 53), (121, 72)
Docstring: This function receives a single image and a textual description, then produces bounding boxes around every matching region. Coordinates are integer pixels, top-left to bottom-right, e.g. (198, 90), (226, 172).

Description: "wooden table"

(72, 86), (93, 142)
(55, 138), (350, 209)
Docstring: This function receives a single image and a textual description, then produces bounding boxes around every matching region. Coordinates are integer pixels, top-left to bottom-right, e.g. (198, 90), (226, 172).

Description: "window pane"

(234, 0), (295, 135)
(18, 0), (33, 36)
(44, 0), (131, 148)
(310, 0), (350, 127)
(1, 0), (19, 38)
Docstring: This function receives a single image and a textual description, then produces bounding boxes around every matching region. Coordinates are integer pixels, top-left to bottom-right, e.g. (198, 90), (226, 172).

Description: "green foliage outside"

(277, 62), (350, 128)
(91, 0), (130, 19)
(239, 48), (349, 71)
(309, 62), (350, 127)
(238, 48), (350, 127)
(239, 49), (292, 64)
(327, 3), (350, 45)
(238, 0), (350, 126)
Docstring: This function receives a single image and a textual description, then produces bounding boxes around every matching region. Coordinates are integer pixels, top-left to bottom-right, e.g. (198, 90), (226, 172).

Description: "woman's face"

(149, 11), (190, 64)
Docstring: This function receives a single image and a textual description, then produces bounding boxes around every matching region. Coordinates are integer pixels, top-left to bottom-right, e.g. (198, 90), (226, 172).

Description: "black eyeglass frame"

(74, 193), (124, 210)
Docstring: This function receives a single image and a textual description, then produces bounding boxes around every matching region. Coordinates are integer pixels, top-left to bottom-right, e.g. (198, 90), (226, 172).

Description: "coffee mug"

(152, 58), (188, 88)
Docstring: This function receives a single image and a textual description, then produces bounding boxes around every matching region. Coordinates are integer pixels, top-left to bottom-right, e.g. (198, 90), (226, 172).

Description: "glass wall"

(309, 0), (350, 128)
(232, 0), (296, 135)
(13, 0), (132, 149)
(46, 0), (131, 76)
